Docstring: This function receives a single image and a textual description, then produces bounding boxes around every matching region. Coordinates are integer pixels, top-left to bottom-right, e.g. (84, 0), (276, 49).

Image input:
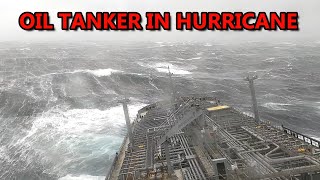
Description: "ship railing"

(230, 106), (320, 149)
(233, 107), (320, 148)
(230, 106), (284, 130)
(282, 126), (320, 148)
(105, 155), (118, 180)
(106, 134), (128, 180)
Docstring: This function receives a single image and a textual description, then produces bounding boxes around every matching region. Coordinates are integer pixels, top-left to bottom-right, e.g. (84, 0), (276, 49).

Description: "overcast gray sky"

(0, 0), (319, 42)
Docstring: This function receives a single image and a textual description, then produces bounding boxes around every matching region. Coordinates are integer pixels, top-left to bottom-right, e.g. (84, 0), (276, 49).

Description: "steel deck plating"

(106, 96), (320, 179)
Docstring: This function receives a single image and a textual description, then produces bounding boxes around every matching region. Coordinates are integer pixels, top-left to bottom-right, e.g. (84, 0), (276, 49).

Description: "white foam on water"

(0, 146), (10, 162)
(12, 102), (146, 176)
(264, 57), (275, 62)
(38, 69), (121, 78)
(19, 48), (31, 51)
(158, 44), (174, 47)
(59, 174), (105, 180)
(281, 42), (297, 46)
(262, 102), (291, 111)
(316, 105), (320, 115)
(18, 102), (146, 145)
(86, 69), (121, 77)
(138, 62), (193, 75)
(175, 57), (201, 61)
(154, 62), (192, 75)
(70, 69), (121, 77)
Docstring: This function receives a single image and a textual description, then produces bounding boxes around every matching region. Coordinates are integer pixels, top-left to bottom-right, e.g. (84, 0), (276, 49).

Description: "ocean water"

(0, 41), (320, 179)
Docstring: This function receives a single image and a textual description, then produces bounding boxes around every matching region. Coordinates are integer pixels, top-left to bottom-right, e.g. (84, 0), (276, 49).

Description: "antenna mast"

(245, 75), (260, 123)
(168, 66), (177, 106)
(119, 98), (134, 146)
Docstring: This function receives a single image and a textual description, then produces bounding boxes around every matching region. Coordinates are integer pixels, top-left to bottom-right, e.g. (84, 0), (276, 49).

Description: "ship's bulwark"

(0, 41), (320, 179)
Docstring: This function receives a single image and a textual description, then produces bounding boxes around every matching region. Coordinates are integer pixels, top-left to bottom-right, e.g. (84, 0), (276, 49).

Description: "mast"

(119, 98), (134, 146)
(245, 75), (260, 123)
(168, 66), (177, 108)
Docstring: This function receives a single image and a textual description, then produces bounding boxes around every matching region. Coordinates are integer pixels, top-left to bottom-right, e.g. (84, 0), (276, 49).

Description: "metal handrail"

(105, 135), (128, 180)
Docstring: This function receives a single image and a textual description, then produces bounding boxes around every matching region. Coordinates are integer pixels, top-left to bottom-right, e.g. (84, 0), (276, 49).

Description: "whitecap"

(18, 102), (146, 144)
(159, 44), (174, 47)
(138, 62), (192, 75)
(262, 102), (291, 111)
(154, 62), (192, 75)
(263, 57), (275, 63)
(85, 69), (121, 77)
(281, 42), (297, 46)
(57, 69), (121, 77)
(266, 57), (275, 60)
(59, 174), (105, 180)
(12, 102), (147, 176)
(0, 146), (10, 162)
(37, 69), (121, 78)
(157, 67), (191, 75)
(22, 47), (31, 51)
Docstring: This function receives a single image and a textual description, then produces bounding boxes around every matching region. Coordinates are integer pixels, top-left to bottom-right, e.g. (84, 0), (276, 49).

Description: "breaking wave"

(262, 102), (291, 111)
(68, 69), (121, 77)
(1, 102), (146, 179)
(138, 62), (193, 75)
(59, 174), (105, 180)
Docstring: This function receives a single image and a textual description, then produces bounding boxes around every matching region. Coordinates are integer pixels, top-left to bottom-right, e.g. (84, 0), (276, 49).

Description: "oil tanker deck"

(106, 74), (320, 180)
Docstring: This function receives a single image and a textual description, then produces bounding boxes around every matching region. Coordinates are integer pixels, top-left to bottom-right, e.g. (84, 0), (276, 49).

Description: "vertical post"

(119, 98), (134, 146)
(168, 66), (177, 108)
(245, 75), (260, 123)
(164, 139), (173, 176)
